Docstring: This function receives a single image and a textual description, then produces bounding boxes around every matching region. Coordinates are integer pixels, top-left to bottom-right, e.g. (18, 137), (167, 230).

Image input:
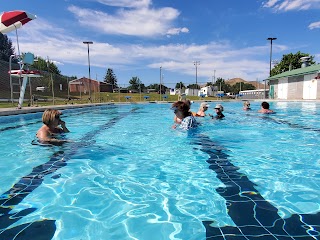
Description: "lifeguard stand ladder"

(9, 53), (41, 108)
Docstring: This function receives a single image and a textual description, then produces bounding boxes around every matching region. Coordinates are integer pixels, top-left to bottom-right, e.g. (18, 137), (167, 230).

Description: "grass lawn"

(0, 92), (229, 109)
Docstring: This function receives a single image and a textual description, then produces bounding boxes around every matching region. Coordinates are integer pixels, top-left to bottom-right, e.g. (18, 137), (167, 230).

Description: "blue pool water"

(0, 101), (319, 239)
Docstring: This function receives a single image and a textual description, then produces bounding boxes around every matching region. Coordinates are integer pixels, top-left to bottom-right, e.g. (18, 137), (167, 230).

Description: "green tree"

(271, 51), (316, 76)
(31, 56), (61, 75)
(215, 78), (226, 91)
(187, 83), (200, 89)
(104, 68), (118, 88)
(231, 82), (255, 93)
(0, 33), (15, 62)
(147, 83), (168, 92)
(175, 82), (185, 89)
(129, 76), (145, 90)
(147, 83), (160, 91)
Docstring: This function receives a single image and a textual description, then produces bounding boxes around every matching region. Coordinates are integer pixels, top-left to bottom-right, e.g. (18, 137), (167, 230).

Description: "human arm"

(59, 120), (70, 133)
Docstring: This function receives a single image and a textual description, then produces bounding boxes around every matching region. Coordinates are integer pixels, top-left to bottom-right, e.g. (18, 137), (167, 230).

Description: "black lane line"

(194, 135), (320, 240)
(0, 107), (140, 240)
(250, 114), (320, 133)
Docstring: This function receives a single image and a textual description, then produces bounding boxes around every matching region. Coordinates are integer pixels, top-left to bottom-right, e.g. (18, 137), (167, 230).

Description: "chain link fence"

(1, 59), (223, 107)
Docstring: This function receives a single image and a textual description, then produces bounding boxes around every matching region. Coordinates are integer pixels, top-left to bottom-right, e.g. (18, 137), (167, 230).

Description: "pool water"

(0, 101), (319, 239)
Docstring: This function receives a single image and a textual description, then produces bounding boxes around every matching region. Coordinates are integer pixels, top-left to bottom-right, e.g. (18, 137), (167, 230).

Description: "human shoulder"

(180, 115), (197, 130)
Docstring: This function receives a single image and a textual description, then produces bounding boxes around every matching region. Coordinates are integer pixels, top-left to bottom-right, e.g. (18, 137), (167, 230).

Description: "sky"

(1, 0), (320, 87)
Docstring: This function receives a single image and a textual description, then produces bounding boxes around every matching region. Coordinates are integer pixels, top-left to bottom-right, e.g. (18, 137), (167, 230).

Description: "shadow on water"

(0, 107), (140, 240)
(192, 134), (320, 239)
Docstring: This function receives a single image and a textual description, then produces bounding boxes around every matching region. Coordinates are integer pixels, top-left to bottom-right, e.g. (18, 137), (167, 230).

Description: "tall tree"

(147, 83), (168, 92)
(31, 56), (61, 75)
(187, 83), (200, 89)
(0, 33), (15, 62)
(271, 51), (315, 76)
(215, 78), (227, 91)
(175, 82), (185, 89)
(129, 76), (145, 90)
(104, 68), (118, 88)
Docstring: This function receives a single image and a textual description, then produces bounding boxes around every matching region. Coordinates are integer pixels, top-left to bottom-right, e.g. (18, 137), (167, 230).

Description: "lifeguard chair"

(9, 52), (41, 108)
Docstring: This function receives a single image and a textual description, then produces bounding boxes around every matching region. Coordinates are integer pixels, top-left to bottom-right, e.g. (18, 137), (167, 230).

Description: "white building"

(198, 86), (214, 97)
(268, 62), (320, 100)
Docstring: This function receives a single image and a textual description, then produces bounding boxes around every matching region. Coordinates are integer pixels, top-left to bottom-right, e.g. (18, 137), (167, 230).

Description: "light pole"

(193, 61), (200, 87)
(159, 66), (162, 101)
(83, 41), (93, 102)
(267, 37), (277, 98)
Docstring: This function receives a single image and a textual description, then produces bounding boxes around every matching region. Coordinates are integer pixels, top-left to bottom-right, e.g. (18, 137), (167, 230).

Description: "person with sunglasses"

(243, 101), (251, 111)
(36, 109), (70, 144)
(194, 102), (209, 117)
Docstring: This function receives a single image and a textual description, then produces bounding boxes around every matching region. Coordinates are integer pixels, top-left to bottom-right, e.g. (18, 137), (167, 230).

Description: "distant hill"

(226, 78), (265, 89)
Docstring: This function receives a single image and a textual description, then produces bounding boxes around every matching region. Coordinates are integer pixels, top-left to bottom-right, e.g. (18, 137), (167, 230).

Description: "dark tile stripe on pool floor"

(0, 107), (140, 240)
(196, 135), (319, 239)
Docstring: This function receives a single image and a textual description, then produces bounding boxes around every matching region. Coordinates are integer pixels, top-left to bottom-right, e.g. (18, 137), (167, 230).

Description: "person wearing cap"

(36, 109), (70, 143)
(258, 101), (274, 114)
(210, 104), (225, 119)
(171, 101), (198, 130)
(194, 102), (209, 117)
(243, 101), (251, 111)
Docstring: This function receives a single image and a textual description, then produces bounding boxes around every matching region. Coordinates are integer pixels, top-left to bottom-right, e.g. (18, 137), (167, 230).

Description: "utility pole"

(193, 61), (200, 87)
(267, 37), (277, 99)
(160, 66), (162, 101)
(83, 41), (93, 102)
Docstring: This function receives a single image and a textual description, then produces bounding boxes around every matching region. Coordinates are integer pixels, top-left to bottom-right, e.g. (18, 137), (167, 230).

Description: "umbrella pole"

(14, 26), (22, 66)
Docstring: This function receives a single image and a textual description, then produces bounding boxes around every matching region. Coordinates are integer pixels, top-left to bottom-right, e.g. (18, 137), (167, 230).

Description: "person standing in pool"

(172, 101), (197, 130)
(258, 101), (274, 114)
(209, 104), (225, 119)
(173, 99), (192, 124)
(243, 101), (251, 111)
(36, 109), (70, 143)
(194, 102), (209, 117)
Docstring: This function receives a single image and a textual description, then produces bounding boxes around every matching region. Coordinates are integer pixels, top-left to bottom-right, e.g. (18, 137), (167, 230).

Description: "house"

(198, 86), (214, 97)
(239, 89), (267, 99)
(170, 88), (185, 95)
(69, 77), (113, 93)
(268, 58), (320, 100)
(185, 88), (199, 97)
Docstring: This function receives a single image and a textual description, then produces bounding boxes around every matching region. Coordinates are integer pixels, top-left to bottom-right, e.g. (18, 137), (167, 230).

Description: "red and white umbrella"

(0, 10), (36, 34)
(0, 10), (36, 58)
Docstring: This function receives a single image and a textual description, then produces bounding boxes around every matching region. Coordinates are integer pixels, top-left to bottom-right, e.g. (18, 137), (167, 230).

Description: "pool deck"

(0, 103), (113, 116)
(0, 99), (318, 116)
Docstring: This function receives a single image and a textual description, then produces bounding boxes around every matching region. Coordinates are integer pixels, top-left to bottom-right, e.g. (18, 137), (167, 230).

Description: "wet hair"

(172, 101), (191, 118)
(243, 101), (250, 107)
(183, 99), (191, 107)
(261, 101), (270, 109)
(42, 109), (62, 126)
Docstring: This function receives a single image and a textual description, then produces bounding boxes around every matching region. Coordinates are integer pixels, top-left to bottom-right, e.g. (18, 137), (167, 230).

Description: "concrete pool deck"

(0, 99), (318, 116)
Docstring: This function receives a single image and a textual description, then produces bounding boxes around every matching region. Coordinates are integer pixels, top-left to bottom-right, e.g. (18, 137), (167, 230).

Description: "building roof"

(268, 64), (320, 80)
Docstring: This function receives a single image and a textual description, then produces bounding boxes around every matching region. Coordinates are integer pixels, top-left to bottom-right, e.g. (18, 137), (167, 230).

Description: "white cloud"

(12, 18), (289, 83)
(166, 27), (189, 35)
(308, 21), (320, 29)
(68, 4), (185, 37)
(97, 0), (151, 8)
(263, 0), (280, 8)
(263, 0), (320, 11)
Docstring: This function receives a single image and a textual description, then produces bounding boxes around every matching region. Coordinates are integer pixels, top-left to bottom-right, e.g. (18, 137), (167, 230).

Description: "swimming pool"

(0, 101), (319, 239)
